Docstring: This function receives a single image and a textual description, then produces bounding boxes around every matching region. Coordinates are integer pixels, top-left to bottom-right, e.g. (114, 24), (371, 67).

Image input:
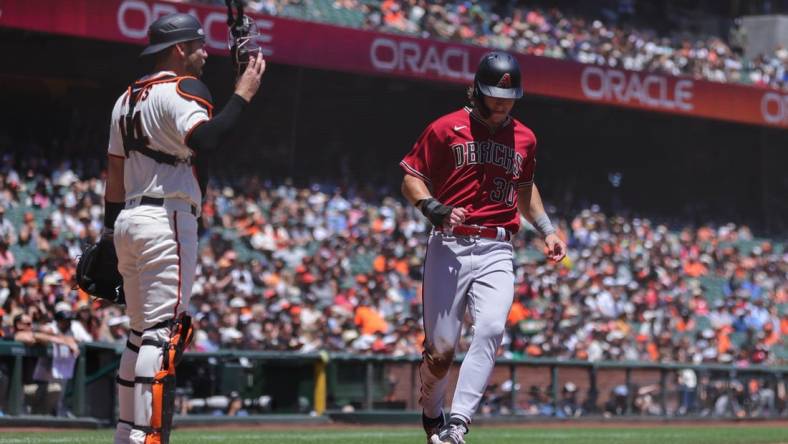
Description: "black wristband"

(103, 201), (124, 229)
(419, 198), (452, 227)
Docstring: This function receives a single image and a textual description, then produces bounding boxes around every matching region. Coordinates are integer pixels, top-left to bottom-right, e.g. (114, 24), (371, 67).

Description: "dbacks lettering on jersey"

(451, 141), (524, 177)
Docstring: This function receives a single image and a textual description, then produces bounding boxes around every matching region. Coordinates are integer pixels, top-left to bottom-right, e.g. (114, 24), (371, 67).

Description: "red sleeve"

(517, 137), (537, 189)
(400, 123), (440, 185)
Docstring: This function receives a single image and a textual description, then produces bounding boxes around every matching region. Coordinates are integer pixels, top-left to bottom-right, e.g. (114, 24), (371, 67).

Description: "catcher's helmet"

(140, 13), (205, 57)
(474, 51), (523, 100)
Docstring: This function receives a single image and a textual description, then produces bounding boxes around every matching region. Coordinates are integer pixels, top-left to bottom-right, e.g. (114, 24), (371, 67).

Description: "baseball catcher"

(104, 8), (264, 444)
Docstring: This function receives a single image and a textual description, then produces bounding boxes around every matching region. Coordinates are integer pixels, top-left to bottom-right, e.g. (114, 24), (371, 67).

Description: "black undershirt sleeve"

(186, 94), (247, 152)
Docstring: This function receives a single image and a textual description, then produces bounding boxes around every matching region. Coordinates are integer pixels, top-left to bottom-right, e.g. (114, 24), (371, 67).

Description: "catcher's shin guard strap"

(116, 376), (135, 388)
(126, 339), (140, 353)
(141, 339), (165, 348)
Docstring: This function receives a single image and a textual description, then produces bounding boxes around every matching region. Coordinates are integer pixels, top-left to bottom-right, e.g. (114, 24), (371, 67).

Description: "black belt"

(137, 196), (198, 217)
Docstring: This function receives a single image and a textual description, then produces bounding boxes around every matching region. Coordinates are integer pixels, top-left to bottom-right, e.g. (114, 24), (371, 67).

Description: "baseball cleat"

(422, 410), (445, 443)
(429, 417), (468, 444)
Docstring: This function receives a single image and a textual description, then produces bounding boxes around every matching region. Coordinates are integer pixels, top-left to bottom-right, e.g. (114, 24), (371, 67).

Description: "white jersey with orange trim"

(109, 70), (207, 444)
(107, 70), (211, 209)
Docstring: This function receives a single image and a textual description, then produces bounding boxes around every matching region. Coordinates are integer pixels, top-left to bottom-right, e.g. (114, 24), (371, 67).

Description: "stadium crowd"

(0, 154), (785, 369)
(189, 0), (788, 90)
(366, 1), (787, 89)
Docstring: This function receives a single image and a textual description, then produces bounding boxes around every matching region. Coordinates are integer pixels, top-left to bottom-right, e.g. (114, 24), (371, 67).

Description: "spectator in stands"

(714, 380), (747, 417)
(523, 385), (554, 416)
(676, 368), (698, 415)
(604, 384), (629, 416)
(106, 315), (131, 345)
(557, 382), (583, 418)
(0, 241), (14, 271)
(0, 207), (16, 246)
(11, 313), (79, 415)
(50, 302), (93, 344)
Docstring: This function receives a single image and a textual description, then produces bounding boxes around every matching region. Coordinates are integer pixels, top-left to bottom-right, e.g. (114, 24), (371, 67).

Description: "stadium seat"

(694, 316), (711, 333)
(698, 276), (726, 301)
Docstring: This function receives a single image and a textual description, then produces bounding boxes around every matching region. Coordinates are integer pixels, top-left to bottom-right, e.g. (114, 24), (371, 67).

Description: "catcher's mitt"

(76, 238), (125, 305)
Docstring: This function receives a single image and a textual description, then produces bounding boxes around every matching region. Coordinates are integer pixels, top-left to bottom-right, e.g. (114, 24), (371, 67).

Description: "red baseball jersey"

(400, 106), (537, 233)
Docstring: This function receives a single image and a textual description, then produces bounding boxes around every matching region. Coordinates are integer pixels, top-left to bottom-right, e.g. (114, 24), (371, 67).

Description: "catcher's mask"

(226, 5), (262, 74)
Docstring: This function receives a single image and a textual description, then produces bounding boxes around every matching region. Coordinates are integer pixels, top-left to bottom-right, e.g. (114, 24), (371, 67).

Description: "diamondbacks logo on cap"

(497, 73), (512, 88)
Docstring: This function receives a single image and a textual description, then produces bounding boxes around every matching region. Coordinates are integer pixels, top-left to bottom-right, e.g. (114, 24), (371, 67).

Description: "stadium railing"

(1, 342), (785, 424)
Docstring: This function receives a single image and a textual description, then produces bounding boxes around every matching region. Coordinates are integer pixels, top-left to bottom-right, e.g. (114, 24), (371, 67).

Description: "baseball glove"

(76, 238), (125, 305)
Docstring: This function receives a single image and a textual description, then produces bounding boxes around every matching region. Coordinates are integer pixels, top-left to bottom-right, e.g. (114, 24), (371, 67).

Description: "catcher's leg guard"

(114, 330), (142, 444)
(130, 315), (193, 444)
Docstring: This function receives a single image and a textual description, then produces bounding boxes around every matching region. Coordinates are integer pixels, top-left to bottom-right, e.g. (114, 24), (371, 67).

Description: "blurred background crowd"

(0, 0), (786, 422)
(186, 0), (788, 90)
(1, 153), (784, 367)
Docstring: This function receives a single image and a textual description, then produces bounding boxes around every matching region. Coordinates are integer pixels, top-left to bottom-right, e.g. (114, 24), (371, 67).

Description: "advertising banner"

(1, 0), (786, 128)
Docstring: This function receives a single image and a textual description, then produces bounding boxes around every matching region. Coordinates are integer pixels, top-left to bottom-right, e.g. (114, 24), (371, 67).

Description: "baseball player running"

(104, 13), (264, 444)
(400, 51), (566, 444)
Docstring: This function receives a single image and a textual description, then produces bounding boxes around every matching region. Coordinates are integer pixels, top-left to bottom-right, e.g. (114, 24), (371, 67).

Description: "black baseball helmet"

(474, 51), (523, 99)
(140, 13), (205, 57)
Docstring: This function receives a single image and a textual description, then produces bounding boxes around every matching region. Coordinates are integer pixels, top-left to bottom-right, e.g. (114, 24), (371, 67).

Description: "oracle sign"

(580, 66), (694, 112)
(761, 92), (788, 125)
(370, 37), (475, 81)
(116, 0), (273, 53)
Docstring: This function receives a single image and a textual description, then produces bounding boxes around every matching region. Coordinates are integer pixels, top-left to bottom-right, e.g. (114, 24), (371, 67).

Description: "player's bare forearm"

(516, 183), (548, 222)
(401, 174), (431, 206)
(106, 155), (126, 203)
(518, 183), (565, 261)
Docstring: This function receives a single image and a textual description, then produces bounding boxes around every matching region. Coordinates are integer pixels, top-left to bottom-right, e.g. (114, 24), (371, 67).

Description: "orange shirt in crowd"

(373, 255), (386, 273)
(394, 259), (409, 276)
(355, 306), (388, 335)
(763, 324), (780, 347)
(507, 301), (530, 326)
(57, 265), (73, 283)
(19, 268), (37, 286)
(675, 318), (695, 333)
(646, 342), (659, 361)
(717, 328), (732, 354)
(683, 260), (707, 277)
